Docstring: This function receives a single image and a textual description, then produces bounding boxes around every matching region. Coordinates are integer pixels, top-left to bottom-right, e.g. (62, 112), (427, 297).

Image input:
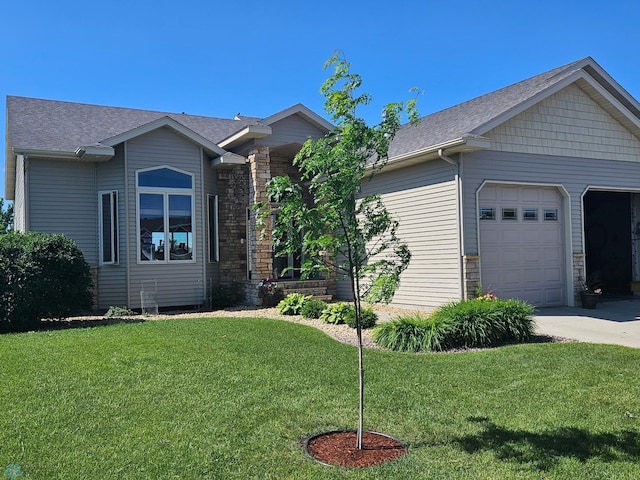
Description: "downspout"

(438, 149), (465, 300)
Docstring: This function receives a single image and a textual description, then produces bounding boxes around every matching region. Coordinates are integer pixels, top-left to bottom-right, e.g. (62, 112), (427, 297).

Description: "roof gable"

(485, 82), (640, 161)
(388, 57), (640, 162)
(101, 116), (228, 157)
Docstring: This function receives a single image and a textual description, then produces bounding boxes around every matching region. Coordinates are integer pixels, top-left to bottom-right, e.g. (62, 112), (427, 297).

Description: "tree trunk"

(356, 317), (364, 449)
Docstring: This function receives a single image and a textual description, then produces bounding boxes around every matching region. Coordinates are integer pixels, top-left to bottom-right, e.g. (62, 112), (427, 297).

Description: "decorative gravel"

(63, 306), (383, 349)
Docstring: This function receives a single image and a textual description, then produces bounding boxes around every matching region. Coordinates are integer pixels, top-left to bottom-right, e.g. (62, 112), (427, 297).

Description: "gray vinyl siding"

(340, 160), (461, 310)
(126, 127), (206, 308)
(27, 158), (98, 264)
(461, 149), (640, 257)
(95, 145), (127, 309)
(262, 115), (326, 147)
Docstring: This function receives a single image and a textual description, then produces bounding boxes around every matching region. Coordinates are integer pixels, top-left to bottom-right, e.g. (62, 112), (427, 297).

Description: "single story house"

(6, 56), (640, 311)
(4, 96), (334, 310)
(340, 56), (640, 309)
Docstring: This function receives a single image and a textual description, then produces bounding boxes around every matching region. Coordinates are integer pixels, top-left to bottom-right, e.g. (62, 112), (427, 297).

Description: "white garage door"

(479, 184), (565, 307)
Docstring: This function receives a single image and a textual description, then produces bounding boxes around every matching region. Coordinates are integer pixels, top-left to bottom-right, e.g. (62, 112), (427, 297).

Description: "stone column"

(573, 253), (586, 304)
(463, 255), (481, 299)
(247, 147), (273, 303)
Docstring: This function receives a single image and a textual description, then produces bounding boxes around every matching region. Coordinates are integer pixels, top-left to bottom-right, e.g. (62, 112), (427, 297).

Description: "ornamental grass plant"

(373, 297), (535, 352)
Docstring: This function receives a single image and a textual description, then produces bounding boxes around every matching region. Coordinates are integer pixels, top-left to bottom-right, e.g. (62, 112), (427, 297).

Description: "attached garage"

(478, 184), (566, 307)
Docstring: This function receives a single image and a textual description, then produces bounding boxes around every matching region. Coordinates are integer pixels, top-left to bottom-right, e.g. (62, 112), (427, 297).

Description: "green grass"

(1, 317), (640, 479)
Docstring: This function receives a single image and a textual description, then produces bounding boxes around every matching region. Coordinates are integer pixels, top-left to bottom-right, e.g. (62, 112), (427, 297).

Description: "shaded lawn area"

(1, 317), (639, 479)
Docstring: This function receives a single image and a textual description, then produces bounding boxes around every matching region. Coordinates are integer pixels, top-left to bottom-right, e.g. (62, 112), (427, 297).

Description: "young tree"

(259, 53), (419, 449)
(0, 198), (13, 233)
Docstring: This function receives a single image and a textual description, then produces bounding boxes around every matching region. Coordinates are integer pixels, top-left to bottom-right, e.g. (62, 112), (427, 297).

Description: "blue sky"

(2, 0), (639, 200)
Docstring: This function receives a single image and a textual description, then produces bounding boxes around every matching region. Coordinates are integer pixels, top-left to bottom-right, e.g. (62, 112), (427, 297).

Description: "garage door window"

(544, 209), (558, 221)
(523, 208), (538, 221)
(502, 207), (518, 221)
(480, 207), (496, 220)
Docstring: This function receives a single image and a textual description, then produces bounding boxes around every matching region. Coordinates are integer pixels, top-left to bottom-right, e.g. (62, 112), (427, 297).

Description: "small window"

(502, 207), (518, 221)
(138, 168), (192, 189)
(99, 191), (118, 264)
(208, 195), (219, 262)
(523, 208), (538, 221)
(544, 209), (558, 221)
(480, 208), (496, 220)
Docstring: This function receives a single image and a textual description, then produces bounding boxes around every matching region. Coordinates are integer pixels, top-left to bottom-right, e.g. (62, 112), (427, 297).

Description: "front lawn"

(1, 317), (639, 479)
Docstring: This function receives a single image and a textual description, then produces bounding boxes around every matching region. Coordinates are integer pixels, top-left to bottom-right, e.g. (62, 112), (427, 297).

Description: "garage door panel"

(545, 289), (562, 304)
(502, 230), (521, 243)
(500, 187), (520, 202)
(523, 248), (543, 263)
(501, 248), (523, 265)
(522, 189), (541, 202)
(479, 185), (564, 307)
(543, 248), (562, 263)
(500, 269), (522, 284)
(523, 268), (544, 282)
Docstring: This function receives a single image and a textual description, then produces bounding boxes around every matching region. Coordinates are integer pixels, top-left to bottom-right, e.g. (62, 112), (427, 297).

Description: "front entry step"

(278, 279), (333, 302)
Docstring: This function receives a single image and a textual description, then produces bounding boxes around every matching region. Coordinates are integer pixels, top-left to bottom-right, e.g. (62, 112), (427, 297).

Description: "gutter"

(368, 136), (490, 173)
(438, 148), (466, 300)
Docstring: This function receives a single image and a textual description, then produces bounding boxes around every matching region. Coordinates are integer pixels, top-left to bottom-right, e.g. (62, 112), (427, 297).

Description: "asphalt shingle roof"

(6, 96), (261, 153)
(388, 58), (587, 158)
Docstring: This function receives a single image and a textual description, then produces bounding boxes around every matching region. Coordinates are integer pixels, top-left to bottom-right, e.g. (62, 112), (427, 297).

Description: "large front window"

(138, 167), (194, 263)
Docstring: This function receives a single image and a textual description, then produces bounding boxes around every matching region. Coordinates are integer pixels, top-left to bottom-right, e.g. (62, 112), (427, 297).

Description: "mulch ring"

(304, 430), (407, 468)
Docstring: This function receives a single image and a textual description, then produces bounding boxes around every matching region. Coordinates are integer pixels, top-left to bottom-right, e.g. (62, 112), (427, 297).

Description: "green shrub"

(208, 282), (244, 310)
(0, 232), (93, 333)
(320, 302), (354, 325)
(432, 298), (534, 348)
(345, 307), (378, 329)
(372, 314), (455, 352)
(300, 299), (327, 319)
(104, 306), (136, 318)
(277, 293), (311, 315)
(372, 298), (534, 352)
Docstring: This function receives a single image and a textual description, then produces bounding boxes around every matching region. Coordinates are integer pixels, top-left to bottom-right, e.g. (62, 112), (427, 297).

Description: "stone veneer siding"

(246, 147), (274, 304)
(217, 164), (250, 287)
(573, 253), (586, 303)
(463, 255), (480, 299)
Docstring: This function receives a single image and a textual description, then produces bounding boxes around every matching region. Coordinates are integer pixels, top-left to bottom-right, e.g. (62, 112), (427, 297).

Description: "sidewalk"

(534, 299), (640, 348)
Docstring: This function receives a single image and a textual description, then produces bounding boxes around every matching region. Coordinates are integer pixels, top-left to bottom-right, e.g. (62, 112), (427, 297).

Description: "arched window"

(137, 167), (194, 263)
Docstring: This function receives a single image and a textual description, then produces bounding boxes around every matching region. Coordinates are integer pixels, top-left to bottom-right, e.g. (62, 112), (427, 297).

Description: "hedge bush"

(345, 307), (378, 329)
(372, 298), (534, 352)
(300, 299), (327, 319)
(0, 232), (93, 333)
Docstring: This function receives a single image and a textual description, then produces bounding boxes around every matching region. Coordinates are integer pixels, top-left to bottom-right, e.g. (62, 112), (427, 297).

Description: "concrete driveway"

(535, 298), (640, 348)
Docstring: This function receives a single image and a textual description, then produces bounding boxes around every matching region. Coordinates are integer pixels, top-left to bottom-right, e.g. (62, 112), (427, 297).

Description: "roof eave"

(379, 136), (491, 172)
(218, 125), (273, 150)
(209, 152), (247, 168)
(74, 145), (116, 161)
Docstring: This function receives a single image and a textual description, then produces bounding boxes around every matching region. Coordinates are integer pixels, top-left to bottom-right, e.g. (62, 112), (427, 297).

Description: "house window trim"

(136, 166), (196, 265)
(98, 190), (119, 265)
(208, 194), (219, 263)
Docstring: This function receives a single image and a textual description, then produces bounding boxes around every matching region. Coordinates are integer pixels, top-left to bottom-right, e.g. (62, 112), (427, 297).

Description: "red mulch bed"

(304, 430), (407, 468)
